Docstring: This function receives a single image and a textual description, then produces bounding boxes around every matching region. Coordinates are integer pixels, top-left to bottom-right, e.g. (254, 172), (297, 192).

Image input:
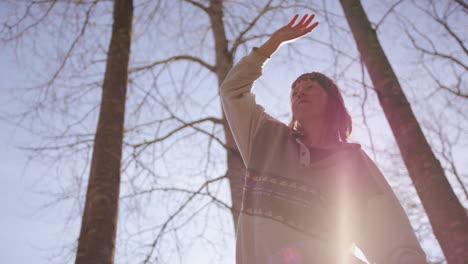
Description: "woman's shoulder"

(332, 142), (363, 162)
(255, 114), (292, 137)
(320, 141), (361, 152)
(337, 142), (361, 150)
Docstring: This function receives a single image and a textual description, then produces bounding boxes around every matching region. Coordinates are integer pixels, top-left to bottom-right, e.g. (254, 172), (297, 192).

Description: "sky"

(0, 47), (65, 263)
(1, 0), (466, 263)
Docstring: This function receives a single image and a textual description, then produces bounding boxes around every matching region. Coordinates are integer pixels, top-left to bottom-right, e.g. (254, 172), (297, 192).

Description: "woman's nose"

(297, 89), (305, 97)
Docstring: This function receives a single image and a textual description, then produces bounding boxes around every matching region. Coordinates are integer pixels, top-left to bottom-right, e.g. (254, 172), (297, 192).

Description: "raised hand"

(257, 14), (319, 58)
(271, 14), (319, 43)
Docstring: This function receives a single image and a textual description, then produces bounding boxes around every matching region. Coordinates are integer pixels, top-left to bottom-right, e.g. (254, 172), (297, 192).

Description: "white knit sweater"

(220, 48), (427, 264)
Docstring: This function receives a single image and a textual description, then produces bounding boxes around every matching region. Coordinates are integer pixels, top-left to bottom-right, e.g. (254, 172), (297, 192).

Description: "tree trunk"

(209, 0), (244, 232)
(338, 0), (468, 263)
(75, 0), (133, 263)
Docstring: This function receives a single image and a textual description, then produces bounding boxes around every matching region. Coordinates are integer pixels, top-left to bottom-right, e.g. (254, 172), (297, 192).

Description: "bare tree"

(2, 0), (467, 263)
(398, 0), (467, 99)
(339, 0), (468, 263)
(75, 0), (133, 263)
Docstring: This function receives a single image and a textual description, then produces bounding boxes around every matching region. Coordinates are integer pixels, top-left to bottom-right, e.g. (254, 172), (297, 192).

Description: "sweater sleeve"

(219, 48), (276, 167)
(354, 149), (427, 264)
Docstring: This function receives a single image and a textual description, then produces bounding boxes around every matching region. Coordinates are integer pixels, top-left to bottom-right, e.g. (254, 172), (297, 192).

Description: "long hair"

(288, 72), (352, 143)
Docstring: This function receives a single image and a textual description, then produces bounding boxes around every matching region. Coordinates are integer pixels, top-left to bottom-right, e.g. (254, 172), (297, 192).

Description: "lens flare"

(280, 246), (303, 264)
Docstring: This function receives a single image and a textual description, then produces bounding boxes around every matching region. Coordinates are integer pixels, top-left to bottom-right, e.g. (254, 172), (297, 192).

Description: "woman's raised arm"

(219, 14), (319, 167)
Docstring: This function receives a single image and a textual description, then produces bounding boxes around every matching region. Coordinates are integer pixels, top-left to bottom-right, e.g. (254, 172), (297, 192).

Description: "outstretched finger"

(306, 21), (319, 32)
(303, 14), (315, 27)
(287, 14), (299, 27)
(296, 14), (309, 27)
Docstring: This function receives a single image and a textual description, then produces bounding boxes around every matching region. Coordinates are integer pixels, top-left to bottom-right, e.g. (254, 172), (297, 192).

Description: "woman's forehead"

(292, 79), (320, 89)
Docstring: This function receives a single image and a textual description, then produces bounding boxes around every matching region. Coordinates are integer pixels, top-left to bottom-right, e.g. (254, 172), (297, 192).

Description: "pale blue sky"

(1, 0), (466, 263)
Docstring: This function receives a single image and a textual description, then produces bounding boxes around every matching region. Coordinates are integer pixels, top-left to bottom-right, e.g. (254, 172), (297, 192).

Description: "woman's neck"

(300, 117), (337, 148)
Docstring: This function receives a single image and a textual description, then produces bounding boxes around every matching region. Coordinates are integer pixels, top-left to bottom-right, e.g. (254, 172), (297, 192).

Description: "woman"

(220, 14), (427, 264)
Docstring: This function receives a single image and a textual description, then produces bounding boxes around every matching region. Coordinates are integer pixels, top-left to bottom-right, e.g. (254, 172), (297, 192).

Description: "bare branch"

(435, 17), (468, 55)
(422, 64), (468, 99)
(142, 175), (227, 264)
(169, 114), (226, 149)
(453, 0), (468, 11)
(403, 26), (468, 71)
(130, 116), (222, 149)
(181, 0), (209, 13)
(18, 139), (94, 152)
(424, 114), (468, 201)
(234, 33), (270, 47)
(46, 1), (97, 89)
(416, 7), (468, 56)
(230, 0), (274, 56)
(130, 55), (216, 73)
(358, 59), (377, 159)
(1, 1), (57, 41)
(124, 117), (175, 132)
(121, 185), (232, 211)
(374, 0), (405, 32)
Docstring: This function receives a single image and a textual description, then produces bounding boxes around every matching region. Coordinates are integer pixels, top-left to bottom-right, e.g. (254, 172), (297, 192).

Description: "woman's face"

(291, 79), (329, 123)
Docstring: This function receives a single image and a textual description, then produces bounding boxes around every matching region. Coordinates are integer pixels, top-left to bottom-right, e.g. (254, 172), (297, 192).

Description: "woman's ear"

(288, 114), (295, 128)
(289, 119), (304, 139)
(293, 119), (303, 131)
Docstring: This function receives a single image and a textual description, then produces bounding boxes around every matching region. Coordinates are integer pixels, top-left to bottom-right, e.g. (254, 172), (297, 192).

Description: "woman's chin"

(295, 111), (326, 121)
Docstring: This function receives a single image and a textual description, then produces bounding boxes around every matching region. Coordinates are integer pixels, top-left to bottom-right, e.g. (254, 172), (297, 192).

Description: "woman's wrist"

(257, 37), (283, 58)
